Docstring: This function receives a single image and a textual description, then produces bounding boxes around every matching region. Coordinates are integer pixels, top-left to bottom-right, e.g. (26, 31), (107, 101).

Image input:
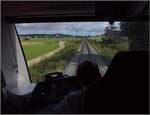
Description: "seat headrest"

(83, 51), (149, 113)
(104, 51), (149, 82)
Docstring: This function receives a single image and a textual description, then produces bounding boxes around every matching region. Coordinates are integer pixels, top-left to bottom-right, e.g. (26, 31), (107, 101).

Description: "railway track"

(78, 39), (94, 63)
(63, 39), (108, 76)
(83, 39), (95, 62)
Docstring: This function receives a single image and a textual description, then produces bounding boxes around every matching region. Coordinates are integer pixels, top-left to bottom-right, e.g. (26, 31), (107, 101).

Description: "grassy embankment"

(88, 36), (129, 65)
(22, 38), (81, 82)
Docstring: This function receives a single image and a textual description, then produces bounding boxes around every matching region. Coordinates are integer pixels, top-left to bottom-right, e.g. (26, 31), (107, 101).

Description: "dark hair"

(77, 60), (101, 86)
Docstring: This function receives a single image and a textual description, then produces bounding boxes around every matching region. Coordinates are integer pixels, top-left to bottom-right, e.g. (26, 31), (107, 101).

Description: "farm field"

(21, 38), (59, 60)
(20, 37), (81, 82)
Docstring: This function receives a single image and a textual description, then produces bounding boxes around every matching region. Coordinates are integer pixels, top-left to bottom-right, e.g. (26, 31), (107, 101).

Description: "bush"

(24, 37), (30, 40)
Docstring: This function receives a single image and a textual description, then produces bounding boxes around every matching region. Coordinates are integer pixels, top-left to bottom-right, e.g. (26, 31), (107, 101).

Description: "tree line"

(103, 21), (149, 51)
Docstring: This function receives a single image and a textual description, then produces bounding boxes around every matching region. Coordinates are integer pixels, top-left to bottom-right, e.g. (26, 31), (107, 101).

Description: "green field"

(21, 36), (129, 82)
(20, 37), (81, 82)
(21, 38), (59, 60)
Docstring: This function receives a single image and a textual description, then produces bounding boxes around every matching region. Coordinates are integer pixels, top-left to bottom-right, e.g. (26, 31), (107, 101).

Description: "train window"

(15, 21), (148, 82)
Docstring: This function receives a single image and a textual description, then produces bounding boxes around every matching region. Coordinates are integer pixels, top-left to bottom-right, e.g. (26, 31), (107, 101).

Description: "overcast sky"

(16, 22), (120, 36)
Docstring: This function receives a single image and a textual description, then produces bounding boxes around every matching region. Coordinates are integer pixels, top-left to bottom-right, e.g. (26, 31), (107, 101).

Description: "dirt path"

(27, 41), (65, 66)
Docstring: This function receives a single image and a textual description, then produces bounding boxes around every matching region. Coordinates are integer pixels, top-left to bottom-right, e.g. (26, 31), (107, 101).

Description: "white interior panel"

(2, 18), (18, 89)
(16, 29), (30, 88)
(2, 17), (31, 92)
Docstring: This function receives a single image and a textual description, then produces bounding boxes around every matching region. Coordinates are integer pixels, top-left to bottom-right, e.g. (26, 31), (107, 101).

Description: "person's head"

(77, 60), (101, 87)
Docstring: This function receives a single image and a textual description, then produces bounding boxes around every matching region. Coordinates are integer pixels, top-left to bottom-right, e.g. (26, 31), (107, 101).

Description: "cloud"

(16, 22), (120, 36)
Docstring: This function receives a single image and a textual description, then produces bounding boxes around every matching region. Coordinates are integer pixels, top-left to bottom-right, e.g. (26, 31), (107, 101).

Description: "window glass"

(15, 21), (148, 82)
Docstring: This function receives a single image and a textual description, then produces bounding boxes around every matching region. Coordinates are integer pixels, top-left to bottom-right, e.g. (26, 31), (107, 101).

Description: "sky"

(16, 22), (120, 36)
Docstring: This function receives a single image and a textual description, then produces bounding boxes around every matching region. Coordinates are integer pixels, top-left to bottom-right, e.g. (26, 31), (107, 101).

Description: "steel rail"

(84, 39), (95, 63)
(78, 39), (84, 63)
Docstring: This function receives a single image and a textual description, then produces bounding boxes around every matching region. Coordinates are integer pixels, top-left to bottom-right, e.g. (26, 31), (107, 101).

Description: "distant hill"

(19, 34), (93, 38)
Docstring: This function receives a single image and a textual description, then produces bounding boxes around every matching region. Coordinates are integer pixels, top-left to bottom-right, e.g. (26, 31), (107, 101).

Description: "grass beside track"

(21, 38), (59, 60)
(88, 38), (129, 65)
(28, 39), (81, 82)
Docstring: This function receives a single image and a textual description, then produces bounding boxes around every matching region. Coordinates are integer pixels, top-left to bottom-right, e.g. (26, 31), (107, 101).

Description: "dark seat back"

(83, 51), (149, 114)
(1, 72), (7, 114)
